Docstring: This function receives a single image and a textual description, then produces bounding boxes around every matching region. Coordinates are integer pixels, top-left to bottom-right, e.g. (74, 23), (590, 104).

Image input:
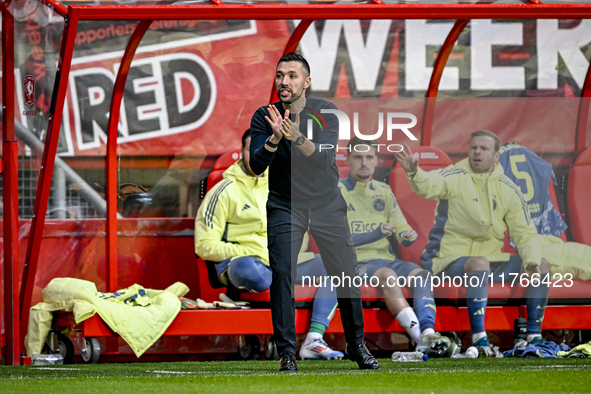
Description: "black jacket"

(250, 97), (340, 209)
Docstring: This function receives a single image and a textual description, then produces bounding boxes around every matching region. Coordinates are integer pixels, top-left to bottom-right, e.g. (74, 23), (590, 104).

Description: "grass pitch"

(1, 358), (590, 393)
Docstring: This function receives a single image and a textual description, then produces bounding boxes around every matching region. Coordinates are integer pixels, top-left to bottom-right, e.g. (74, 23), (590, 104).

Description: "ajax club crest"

(23, 74), (36, 107)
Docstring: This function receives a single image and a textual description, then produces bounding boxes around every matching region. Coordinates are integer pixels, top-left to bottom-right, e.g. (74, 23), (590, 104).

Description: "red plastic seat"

(336, 152), (350, 179)
(359, 285), (412, 301)
(548, 280), (591, 299)
(206, 148), (242, 193)
(239, 286), (317, 303)
(548, 180), (567, 242)
(567, 146), (591, 245)
(389, 146), (454, 265)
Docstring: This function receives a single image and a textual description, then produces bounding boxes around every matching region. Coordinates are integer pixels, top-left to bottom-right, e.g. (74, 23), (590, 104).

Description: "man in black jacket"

(250, 52), (379, 371)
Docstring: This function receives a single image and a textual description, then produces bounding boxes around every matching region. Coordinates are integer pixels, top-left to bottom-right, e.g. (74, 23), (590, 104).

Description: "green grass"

(1, 358), (590, 393)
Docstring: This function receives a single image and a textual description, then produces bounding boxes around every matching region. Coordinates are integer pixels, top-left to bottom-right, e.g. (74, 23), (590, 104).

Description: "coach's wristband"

(265, 136), (279, 148)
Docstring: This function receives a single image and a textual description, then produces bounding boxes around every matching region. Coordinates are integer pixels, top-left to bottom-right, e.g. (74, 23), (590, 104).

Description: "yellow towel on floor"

(26, 278), (189, 357)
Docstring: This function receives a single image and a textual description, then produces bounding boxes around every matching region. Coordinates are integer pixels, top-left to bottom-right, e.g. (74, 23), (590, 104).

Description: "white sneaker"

(299, 338), (344, 360)
(473, 336), (504, 358)
(514, 339), (528, 350)
(416, 332), (458, 358)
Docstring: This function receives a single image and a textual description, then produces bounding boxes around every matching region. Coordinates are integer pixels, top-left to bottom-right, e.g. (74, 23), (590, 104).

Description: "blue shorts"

(442, 254), (523, 283)
(214, 256), (272, 293)
(357, 258), (421, 280)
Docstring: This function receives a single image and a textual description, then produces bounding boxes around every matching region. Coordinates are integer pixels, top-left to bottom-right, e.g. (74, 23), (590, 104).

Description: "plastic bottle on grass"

(513, 316), (527, 344)
(31, 353), (64, 366)
(391, 351), (428, 362)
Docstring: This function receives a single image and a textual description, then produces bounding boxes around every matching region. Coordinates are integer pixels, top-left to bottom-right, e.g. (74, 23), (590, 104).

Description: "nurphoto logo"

(314, 108), (418, 152)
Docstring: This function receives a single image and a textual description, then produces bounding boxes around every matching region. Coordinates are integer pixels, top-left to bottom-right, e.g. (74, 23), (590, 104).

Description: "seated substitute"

(339, 137), (456, 357)
(395, 130), (551, 357)
(195, 129), (342, 360)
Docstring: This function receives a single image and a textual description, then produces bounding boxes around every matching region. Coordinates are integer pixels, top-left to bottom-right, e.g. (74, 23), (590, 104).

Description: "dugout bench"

(48, 145), (591, 363)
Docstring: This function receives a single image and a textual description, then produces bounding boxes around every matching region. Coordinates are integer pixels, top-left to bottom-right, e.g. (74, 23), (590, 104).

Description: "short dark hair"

(471, 130), (501, 152)
(241, 129), (251, 148)
(278, 52), (310, 77)
(347, 136), (378, 156)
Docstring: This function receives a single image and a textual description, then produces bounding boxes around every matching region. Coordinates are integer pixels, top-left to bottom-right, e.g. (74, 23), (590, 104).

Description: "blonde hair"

(471, 130), (501, 152)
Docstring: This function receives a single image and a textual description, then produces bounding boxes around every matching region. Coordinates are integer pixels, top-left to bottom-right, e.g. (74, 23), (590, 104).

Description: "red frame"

(50, 304), (591, 344)
(421, 19), (469, 146)
(106, 20), (153, 294)
(4, 0), (591, 365)
(3, 0), (20, 366)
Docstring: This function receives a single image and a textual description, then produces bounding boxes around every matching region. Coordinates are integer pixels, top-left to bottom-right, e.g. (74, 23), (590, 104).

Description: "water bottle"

(513, 316), (527, 344)
(31, 353), (64, 366)
(391, 351), (428, 362)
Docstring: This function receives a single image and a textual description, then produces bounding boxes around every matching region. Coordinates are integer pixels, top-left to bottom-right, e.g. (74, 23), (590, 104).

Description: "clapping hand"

(395, 144), (418, 173)
(265, 105), (289, 141)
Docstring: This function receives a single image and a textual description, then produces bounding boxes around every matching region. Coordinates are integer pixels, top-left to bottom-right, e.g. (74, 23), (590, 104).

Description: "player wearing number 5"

(395, 130), (551, 357)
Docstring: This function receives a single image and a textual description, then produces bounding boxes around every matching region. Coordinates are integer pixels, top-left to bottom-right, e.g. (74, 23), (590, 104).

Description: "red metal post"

(269, 19), (313, 103)
(575, 54), (591, 154)
(2, 1), (22, 365)
(421, 19), (469, 146)
(20, 10), (81, 343)
(105, 20), (152, 293)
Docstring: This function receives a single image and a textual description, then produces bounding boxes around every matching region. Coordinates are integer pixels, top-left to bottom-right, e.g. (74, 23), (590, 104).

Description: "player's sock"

(412, 270), (436, 333)
(421, 328), (435, 338)
(466, 270), (490, 335)
(472, 331), (487, 344)
(527, 334), (542, 342)
(305, 329), (323, 344)
(526, 279), (550, 335)
(309, 286), (337, 332)
(396, 306), (422, 344)
(473, 335), (490, 347)
(308, 322), (326, 337)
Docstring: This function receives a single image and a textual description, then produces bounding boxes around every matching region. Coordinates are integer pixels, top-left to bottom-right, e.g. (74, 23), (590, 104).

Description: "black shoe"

(344, 342), (380, 370)
(279, 352), (298, 371)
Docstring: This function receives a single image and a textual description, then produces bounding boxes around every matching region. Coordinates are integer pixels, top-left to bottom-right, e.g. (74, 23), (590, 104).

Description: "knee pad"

(228, 258), (271, 293)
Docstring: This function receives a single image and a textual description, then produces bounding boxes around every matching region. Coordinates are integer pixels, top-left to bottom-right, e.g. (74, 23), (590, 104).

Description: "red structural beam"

(19, 13), (81, 348)
(105, 20), (153, 293)
(62, 4), (591, 21)
(269, 19), (314, 104)
(421, 19), (469, 146)
(2, 3), (21, 366)
(53, 305), (591, 340)
(576, 50), (591, 153)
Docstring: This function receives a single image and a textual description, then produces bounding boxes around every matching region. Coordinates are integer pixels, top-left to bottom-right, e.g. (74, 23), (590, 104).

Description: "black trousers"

(266, 193), (365, 355)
